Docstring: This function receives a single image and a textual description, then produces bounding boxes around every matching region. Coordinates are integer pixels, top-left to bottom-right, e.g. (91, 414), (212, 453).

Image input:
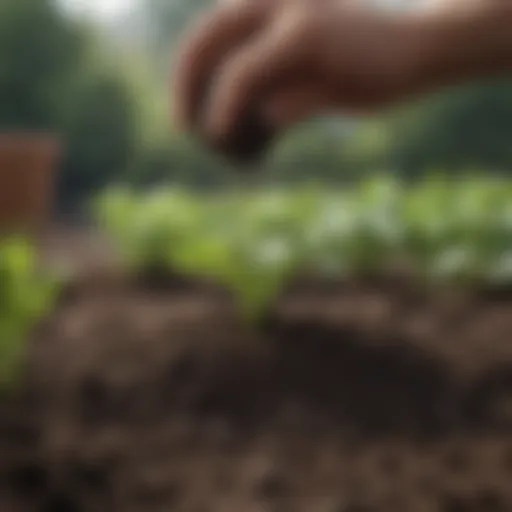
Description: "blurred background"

(2, 0), (512, 216)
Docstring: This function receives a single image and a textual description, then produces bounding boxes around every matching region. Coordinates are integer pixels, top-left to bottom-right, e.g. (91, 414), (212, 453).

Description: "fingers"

(203, 13), (314, 144)
(264, 83), (338, 127)
(171, 2), (268, 131)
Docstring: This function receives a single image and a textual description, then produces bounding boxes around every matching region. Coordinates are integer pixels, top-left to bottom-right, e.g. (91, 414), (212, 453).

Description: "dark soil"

(2, 273), (512, 512)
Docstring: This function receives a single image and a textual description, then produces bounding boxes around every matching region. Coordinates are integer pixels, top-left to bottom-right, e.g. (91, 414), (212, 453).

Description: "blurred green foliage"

(0, 237), (60, 391)
(57, 50), (140, 210)
(388, 80), (512, 173)
(0, 0), (85, 130)
(96, 177), (512, 324)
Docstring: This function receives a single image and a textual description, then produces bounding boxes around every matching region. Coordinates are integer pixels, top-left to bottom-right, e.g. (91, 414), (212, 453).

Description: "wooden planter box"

(0, 133), (60, 236)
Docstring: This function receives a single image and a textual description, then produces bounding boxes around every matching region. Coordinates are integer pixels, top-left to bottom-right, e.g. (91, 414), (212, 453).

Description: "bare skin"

(171, 0), (512, 161)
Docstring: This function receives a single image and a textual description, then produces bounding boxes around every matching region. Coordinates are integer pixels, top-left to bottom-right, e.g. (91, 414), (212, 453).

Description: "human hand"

(171, 0), (429, 162)
(171, 0), (512, 163)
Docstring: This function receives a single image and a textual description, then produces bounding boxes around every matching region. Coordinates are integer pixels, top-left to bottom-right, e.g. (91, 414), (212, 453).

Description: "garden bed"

(2, 271), (512, 512)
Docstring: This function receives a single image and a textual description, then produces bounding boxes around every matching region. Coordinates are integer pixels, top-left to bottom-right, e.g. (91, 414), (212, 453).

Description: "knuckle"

(290, 3), (328, 43)
(277, 6), (323, 62)
(287, 6), (313, 37)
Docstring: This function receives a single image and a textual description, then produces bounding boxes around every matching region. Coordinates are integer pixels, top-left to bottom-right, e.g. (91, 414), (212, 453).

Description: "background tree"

(0, 0), (144, 212)
(387, 79), (512, 175)
(0, 0), (85, 130)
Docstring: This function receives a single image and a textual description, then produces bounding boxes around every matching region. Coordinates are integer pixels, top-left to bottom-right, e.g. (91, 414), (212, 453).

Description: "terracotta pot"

(0, 133), (60, 236)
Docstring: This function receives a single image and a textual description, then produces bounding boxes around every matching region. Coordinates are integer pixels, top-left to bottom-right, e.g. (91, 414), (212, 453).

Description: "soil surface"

(2, 266), (512, 512)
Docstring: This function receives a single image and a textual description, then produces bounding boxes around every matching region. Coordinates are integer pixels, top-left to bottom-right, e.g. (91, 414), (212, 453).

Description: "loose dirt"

(2, 269), (512, 512)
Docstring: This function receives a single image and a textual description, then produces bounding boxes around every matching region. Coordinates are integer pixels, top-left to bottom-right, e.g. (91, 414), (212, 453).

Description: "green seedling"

(96, 176), (512, 328)
(0, 237), (60, 391)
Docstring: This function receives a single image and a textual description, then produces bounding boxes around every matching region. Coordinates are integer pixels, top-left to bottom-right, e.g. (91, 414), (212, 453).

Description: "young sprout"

(96, 177), (512, 326)
(0, 237), (59, 391)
